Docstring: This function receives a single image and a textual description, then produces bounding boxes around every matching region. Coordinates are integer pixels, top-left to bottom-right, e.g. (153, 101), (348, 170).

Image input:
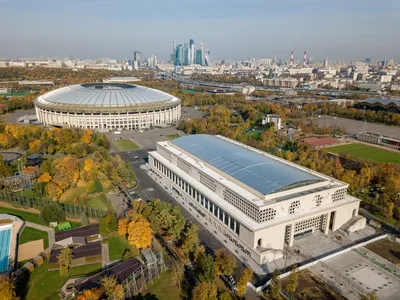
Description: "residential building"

(262, 114), (282, 130)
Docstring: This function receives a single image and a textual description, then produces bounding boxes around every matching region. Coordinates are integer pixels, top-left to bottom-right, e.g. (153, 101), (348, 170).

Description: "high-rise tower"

(290, 50), (294, 69)
(189, 39), (195, 65)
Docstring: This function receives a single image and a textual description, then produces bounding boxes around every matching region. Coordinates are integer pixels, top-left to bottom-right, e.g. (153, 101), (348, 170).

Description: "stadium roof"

(34, 83), (180, 113)
(359, 98), (400, 108)
(171, 135), (325, 195)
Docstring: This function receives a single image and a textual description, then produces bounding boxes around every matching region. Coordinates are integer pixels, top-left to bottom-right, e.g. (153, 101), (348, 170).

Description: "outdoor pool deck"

(0, 214), (23, 274)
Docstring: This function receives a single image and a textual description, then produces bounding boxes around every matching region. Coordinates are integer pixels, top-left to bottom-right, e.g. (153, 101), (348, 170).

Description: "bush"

(40, 203), (65, 225)
(94, 178), (103, 193)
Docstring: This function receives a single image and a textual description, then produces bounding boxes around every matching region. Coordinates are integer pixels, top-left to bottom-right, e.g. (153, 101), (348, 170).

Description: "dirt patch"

(366, 238), (400, 266)
(282, 270), (346, 300)
(18, 240), (44, 261)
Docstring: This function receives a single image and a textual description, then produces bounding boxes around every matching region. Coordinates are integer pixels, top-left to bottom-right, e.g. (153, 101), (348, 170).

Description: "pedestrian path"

(25, 221), (55, 247)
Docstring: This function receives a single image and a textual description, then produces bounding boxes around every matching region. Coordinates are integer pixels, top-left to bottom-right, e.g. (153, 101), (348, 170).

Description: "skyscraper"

(183, 42), (189, 65)
(175, 44), (183, 66)
(134, 51), (141, 66)
(323, 57), (329, 68)
(189, 39), (195, 65)
(200, 41), (204, 65)
(195, 49), (202, 65)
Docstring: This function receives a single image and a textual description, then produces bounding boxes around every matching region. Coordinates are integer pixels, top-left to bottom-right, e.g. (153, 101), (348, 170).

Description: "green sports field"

(328, 143), (400, 164)
(115, 139), (139, 150)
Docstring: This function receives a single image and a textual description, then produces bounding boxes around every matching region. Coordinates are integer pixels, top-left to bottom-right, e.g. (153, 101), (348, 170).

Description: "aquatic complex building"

(148, 134), (365, 273)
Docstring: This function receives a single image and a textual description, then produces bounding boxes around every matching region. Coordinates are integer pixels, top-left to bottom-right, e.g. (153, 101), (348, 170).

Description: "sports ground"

(328, 143), (400, 164)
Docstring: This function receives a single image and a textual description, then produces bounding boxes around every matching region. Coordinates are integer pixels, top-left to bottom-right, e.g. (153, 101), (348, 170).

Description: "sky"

(0, 0), (399, 61)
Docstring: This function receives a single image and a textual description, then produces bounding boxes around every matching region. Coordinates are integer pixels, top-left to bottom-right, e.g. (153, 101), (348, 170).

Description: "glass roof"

(171, 135), (325, 195)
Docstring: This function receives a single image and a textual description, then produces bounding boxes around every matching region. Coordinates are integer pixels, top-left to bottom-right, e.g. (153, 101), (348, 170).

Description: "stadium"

(148, 134), (365, 273)
(34, 83), (181, 130)
(355, 98), (400, 114)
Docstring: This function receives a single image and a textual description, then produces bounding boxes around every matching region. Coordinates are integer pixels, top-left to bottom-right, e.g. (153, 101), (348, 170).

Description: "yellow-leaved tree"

(0, 276), (19, 300)
(127, 215), (152, 249)
(117, 218), (129, 237)
(37, 172), (52, 183)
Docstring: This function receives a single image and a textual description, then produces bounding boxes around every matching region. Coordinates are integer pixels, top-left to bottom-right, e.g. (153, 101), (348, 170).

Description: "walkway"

(25, 221), (55, 247)
(101, 242), (110, 268)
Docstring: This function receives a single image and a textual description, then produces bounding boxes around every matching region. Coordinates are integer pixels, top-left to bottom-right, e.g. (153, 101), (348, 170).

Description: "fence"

(248, 233), (387, 292)
(0, 191), (107, 219)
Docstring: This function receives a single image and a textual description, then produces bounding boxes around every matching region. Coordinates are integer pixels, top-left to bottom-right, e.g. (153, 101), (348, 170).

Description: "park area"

(366, 238), (400, 265)
(328, 143), (400, 164)
(17, 260), (102, 300)
(115, 139), (139, 150)
(282, 270), (346, 300)
(59, 186), (111, 211)
(107, 234), (139, 261)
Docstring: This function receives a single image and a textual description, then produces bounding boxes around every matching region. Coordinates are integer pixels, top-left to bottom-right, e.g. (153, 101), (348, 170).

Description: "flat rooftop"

(171, 135), (325, 195)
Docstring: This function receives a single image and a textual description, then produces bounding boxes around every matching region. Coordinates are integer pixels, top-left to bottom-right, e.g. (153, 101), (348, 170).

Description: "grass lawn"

(0, 206), (80, 229)
(165, 134), (180, 140)
(60, 187), (112, 211)
(20, 227), (49, 249)
(366, 238), (400, 265)
(19, 260), (102, 300)
(115, 139), (139, 150)
(144, 270), (181, 300)
(108, 234), (138, 261)
(328, 143), (400, 164)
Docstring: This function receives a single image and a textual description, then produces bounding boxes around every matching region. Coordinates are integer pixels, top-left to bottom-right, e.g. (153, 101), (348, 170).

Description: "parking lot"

(314, 116), (400, 138)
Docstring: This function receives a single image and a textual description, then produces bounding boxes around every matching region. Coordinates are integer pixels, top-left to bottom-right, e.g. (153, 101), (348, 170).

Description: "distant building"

(263, 78), (298, 88)
(262, 114), (282, 130)
(355, 98), (400, 114)
(356, 132), (400, 151)
(103, 77), (140, 83)
(380, 75), (392, 83)
(195, 49), (203, 65)
(134, 51), (141, 66)
(323, 57), (329, 68)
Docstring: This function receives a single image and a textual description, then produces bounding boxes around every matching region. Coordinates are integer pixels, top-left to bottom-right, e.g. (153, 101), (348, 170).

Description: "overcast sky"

(1, 0), (399, 61)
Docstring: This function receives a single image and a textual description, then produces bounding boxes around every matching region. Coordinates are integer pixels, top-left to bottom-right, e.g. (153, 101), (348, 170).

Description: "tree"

(80, 211), (89, 226)
(218, 290), (232, 300)
(37, 172), (52, 183)
(0, 159), (13, 178)
(127, 215), (152, 249)
(192, 281), (218, 300)
(77, 288), (101, 300)
(28, 139), (41, 153)
(99, 212), (118, 235)
(101, 275), (117, 297)
(166, 206), (185, 239)
(170, 262), (185, 289)
(236, 267), (253, 297)
(45, 182), (62, 199)
(181, 222), (199, 257)
(268, 269), (282, 300)
(40, 203), (65, 224)
(118, 218), (129, 237)
(57, 247), (72, 276)
(0, 276), (19, 300)
(361, 291), (378, 300)
(113, 284), (124, 300)
(215, 248), (237, 276)
(286, 265), (299, 294)
(196, 253), (216, 282)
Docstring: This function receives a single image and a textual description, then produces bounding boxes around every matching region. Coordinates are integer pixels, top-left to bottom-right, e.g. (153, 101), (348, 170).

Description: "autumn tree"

(117, 218), (129, 237)
(37, 172), (52, 183)
(28, 139), (41, 153)
(57, 247), (73, 276)
(0, 158), (13, 178)
(113, 284), (124, 300)
(286, 265), (299, 294)
(268, 269), (282, 300)
(45, 182), (62, 199)
(99, 212), (117, 235)
(236, 267), (253, 297)
(360, 291), (378, 300)
(127, 215), (152, 249)
(0, 276), (19, 300)
(77, 288), (102, 300)
(215, 248), (237, 276)
(181, 222), (199, 257)
(81, 129), (93, 144)
(101, 275), (117, 297)
(192, 281), (218, 300)
(218, 290), (232, 300)
(170, 262), (185, 289)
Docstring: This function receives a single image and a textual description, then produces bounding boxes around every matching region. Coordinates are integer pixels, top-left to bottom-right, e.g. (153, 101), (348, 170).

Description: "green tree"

(40, 203), (65, 225)
(268, 269), (282, 300)
(286, 265), (299, 294)
(166, 206), (185, 239)
(181, 222), (199, 257)
(215, 248), (237, 275)
(196, 253), (216, 282)
(101, 275), (117, 297)
(57, 247), (72, 276)
(99, 211), (117, 235)
(80, 211), (89, 226)
(170, 262), (185, 289)
(236, 267), (253, 297)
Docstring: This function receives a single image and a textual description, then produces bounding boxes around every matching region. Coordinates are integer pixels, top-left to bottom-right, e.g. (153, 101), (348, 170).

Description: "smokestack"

(290, 50), (294, 70)
(303, 51), (307, 68)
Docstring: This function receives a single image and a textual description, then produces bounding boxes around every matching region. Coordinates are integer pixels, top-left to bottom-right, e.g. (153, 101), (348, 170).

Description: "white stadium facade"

(148, 134), (365, 273)
(34, 83), (181, 130)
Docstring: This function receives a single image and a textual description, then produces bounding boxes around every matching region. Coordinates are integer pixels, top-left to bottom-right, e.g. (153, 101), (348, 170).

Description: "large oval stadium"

(34, 83), (181, 130)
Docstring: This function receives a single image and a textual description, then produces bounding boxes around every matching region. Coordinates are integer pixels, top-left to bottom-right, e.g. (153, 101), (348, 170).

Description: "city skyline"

(0, 0), (399, 61)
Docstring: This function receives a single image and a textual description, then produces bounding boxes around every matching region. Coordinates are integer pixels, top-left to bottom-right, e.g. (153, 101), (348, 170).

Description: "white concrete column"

(324, 212), (331, 235)
(288, 224), (294, 247)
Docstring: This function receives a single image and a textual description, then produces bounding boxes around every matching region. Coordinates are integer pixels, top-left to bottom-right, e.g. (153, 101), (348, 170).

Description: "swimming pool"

(0, 228), (11, 272)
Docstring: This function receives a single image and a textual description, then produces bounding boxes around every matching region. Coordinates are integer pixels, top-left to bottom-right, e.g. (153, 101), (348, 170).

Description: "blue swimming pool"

(0, 228), (11, 272)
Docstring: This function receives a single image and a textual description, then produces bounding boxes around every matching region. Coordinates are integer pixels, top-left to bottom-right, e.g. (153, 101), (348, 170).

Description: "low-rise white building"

(262, 114), (282, 130)
(148, 135), (364, 274)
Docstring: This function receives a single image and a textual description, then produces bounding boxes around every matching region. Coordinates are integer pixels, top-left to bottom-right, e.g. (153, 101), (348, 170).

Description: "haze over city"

(1, 0), (399, 61)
